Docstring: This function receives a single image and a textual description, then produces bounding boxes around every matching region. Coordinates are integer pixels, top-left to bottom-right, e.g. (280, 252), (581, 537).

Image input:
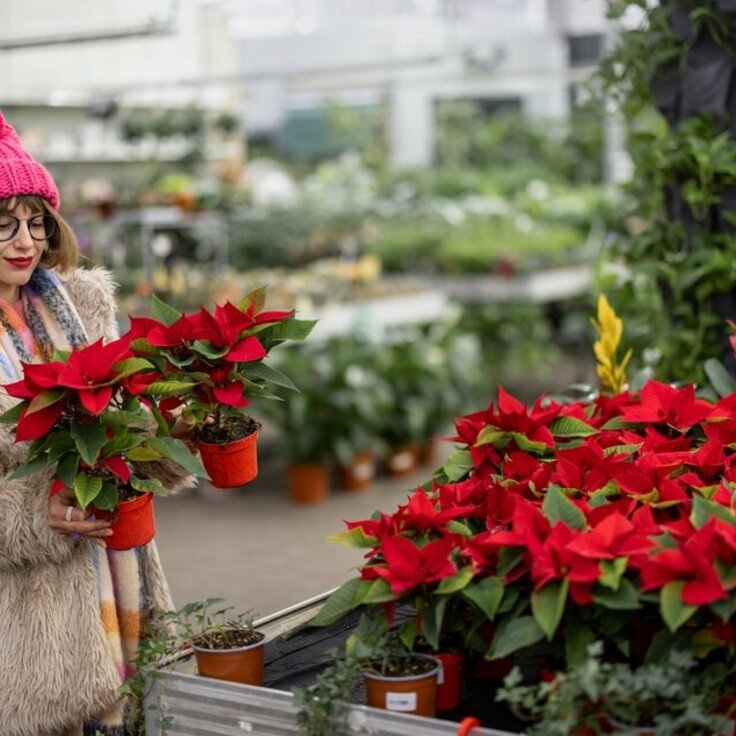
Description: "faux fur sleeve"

(0, 470), (77, 569)
(62, 266), (120, 342)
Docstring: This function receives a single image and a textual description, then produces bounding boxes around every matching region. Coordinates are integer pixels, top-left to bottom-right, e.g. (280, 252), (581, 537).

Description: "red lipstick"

(5, 257), (33, 269)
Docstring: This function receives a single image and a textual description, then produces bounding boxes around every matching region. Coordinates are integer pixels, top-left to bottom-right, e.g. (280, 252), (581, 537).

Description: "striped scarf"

(0, 269), (144, 734)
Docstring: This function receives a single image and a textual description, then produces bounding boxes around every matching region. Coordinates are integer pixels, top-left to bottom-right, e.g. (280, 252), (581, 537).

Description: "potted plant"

(317, 337), (392, 491)
(168, 597), (266, 686)
(257, 345), (333, 503)
(496, 641), (732, 735)
(0, 335), (205, 549)
(129, 287), (315, 488)
(295, 611), (441, 736)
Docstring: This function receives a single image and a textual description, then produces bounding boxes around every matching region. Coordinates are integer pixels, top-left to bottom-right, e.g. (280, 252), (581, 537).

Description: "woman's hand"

(47, 485), (113, 545)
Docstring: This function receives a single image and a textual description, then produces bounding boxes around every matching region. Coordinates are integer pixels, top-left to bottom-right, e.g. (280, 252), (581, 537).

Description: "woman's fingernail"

(103, 529), (114, 536)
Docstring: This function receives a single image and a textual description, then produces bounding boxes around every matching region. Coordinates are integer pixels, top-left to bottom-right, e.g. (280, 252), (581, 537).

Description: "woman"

(0, 112), (193, 735)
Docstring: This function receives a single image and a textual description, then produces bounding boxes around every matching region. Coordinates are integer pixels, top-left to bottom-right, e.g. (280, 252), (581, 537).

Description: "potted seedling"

(0, 336), (205, 549)
(129, 287), (315, 488)
(164, 597), (266, 686)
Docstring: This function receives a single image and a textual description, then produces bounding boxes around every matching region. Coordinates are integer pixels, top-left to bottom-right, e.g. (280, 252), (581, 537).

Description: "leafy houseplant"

(496, 642), (731, 736)
(0, 336), (204, 549)
(129, 287), (316, 488)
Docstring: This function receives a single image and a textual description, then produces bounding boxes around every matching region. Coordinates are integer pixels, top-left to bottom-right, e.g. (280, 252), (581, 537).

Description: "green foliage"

(496, 642), (731, 735)
(598, 1), (736, 383)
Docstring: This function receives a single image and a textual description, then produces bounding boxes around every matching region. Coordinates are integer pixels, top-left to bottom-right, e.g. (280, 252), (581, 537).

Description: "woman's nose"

(12, 221), (35, 249)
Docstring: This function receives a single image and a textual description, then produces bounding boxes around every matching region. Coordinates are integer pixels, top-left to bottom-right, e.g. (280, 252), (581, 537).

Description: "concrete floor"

(153, 447), (448, 618)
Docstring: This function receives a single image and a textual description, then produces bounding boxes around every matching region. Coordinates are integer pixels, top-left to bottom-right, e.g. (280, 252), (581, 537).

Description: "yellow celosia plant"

(590, 295), (632, 395)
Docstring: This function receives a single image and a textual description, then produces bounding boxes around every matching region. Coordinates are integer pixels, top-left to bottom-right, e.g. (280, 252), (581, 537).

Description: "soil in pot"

(362, 654), (439, 717)
(192, 629), (266, 686)
(194, 414), (260, 444)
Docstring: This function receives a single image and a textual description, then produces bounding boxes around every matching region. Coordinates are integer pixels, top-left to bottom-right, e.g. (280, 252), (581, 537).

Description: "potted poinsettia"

(0, 335), (205, 549)
(128, 287), (316, 488)
(310, 296), (736, 720)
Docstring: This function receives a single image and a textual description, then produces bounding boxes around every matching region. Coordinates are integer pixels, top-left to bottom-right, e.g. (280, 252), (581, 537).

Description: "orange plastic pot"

(193, 634), (265, 685)
(96, 492), (155, 551)
(337, 451), (376, 491)
(287, 463), (328, 504)
(363, 655), (439, 717)
(385, 443), (419, 477)
(435, 650), (465, 712)
(197, 431), (258, 489)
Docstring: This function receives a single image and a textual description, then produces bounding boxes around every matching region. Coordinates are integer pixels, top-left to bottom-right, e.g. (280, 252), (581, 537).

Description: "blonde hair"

(0, 195), (79, 273)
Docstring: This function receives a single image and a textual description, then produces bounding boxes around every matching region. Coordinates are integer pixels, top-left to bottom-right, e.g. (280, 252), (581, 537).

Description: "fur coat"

(0, 267), (191, 736)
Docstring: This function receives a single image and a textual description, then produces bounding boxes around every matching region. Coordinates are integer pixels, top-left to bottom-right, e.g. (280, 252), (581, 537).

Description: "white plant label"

(437, 662), (445, 685)
(385, 692), (417, 712)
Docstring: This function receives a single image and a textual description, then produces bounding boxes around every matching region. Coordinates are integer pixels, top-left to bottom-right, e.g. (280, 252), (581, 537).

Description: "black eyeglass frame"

(0, 213), (58, 243)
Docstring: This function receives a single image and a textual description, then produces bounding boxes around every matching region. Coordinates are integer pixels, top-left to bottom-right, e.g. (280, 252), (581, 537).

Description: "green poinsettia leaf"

(150, 294), (181, 326)
(509, 432), (550, 454)
(94, 481), (120, 511)
(361, 578), (395, 604)
(660, 581), (697, 632)
(101, 432), (144, 458)
(565, 625), (596, 668)
(237, 285), (267, 313)
(112, 357), (154, 379)
(191, 341), (230, 360)
(244, 362), (298, 392)
(70, 422), (108, 466)
(542, 486), (586, 530)
(549, 416), (599, 438)
(10, 454), (52, 479)
(25, 389), (65, 416)
(99, 409), (150, 427)
(691, 495), (736, 529)
(57, 453), (80, 488)
(310, 578), (369, 627)
(326, 527), (378, 549)
(126, 447), (163, 462)
(487, 615), (545, 660)
(420, 597), (447, 651)
(598, 557), (628, 590)
(436, 566), (474, 595)
(476, 427), (508, 447)
(462, 576), (504, 620)
(74, 474), (103, 509)
(0, 402), (24, 424)
(532, 579), (569, 640)
(593, 578), (641, 610)
(446, 520), (474, 537)
(47, 433), (76, 463)
(257, 317), (317, 347)
(443, 449), (474, 482)
(129, 337), (161, 356)
(144, 380), (197, 396)
(129, 476), (166, 495)
(146, 436), (208, 478)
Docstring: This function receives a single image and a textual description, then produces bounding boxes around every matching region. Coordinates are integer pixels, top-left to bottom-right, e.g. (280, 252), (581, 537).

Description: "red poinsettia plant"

(313, 300), (736, 678)
(128, 287), (315, 445)
(0, 336), (205, 510)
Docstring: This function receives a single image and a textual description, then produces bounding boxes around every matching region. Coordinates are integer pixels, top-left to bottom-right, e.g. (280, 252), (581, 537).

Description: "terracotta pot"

(197, 431), (258, 489)
(337, 451), (376, 491)
(363, 654), (439, 717)
(287, 463), (329, 504)
(95, 492), (155, 551)
(385, 443), (419, 477)
(435, 650), (465, 712)
(418, 440), (439, 467)
(193, 633), (265, 685)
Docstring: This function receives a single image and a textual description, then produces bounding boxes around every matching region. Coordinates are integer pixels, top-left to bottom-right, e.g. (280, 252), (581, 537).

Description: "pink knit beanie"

(0, 110), (60, 209)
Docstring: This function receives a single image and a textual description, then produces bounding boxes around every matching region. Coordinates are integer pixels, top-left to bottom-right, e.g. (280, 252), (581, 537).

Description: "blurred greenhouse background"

(0, 0), (672, 506)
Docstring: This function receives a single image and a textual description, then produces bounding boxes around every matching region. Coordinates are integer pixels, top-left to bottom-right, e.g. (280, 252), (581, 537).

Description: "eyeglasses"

(0, 213), (57, 243)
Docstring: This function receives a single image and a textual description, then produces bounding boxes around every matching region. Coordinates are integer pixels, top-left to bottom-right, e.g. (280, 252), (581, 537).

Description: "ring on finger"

(65, 505), (74, 523)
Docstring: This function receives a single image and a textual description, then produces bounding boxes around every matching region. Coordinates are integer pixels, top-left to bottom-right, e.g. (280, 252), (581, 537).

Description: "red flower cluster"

(321, 380), (736, 663)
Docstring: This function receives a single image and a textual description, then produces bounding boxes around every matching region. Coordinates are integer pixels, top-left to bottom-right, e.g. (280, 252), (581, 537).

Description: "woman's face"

(0, 201), (51, 302)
